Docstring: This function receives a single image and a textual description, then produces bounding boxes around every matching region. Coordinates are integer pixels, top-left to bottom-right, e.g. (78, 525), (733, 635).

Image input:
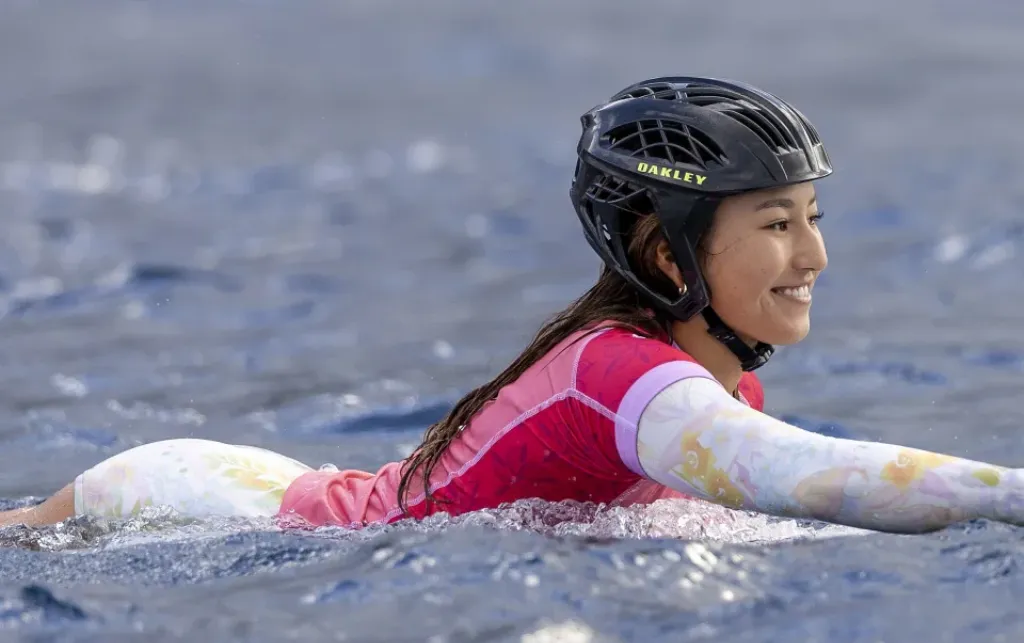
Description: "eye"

(765, 211), (824, 232)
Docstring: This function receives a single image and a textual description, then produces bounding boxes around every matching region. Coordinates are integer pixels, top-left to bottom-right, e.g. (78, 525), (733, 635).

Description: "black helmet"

(570, 76), (832, 371)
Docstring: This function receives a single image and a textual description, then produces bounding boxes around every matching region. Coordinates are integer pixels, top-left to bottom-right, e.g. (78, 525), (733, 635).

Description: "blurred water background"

(2, 1), (1024, 641)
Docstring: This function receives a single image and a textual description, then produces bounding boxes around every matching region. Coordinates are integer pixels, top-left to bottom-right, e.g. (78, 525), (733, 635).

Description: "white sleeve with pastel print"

(633, 375), (1024, 533)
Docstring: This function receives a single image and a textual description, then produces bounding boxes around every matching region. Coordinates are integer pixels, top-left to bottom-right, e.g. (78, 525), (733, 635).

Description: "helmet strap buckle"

(701, 306), (774, 372)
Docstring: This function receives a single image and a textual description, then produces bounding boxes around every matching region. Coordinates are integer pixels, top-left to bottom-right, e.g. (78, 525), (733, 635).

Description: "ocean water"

(2, 1), (1024, 641)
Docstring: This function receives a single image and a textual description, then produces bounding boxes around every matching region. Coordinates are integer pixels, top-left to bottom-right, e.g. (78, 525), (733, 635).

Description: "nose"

(794, 222), (828, 273)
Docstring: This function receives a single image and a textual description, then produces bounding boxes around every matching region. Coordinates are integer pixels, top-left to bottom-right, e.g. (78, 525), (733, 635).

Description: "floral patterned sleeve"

(636, 377), (1024, 533)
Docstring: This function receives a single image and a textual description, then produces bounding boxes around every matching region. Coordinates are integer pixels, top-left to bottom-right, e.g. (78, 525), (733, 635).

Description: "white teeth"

(774, 284), (812, 302)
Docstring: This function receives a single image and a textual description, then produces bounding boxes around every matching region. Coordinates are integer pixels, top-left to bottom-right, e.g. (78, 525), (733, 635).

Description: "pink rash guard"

(278, 324), (763, 528)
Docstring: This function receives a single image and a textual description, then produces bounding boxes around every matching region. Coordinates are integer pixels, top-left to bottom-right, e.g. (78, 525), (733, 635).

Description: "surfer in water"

(4, 76), (1023, 534)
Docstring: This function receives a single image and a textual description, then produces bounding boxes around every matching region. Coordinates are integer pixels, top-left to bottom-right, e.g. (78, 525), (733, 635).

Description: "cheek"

(705, 245), (777, 311)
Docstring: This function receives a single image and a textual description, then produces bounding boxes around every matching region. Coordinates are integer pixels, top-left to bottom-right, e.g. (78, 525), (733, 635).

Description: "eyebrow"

(754, 195), (818, 211)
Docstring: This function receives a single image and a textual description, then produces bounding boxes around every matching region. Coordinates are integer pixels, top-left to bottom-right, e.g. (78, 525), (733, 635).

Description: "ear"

(654, 240), (686, 292)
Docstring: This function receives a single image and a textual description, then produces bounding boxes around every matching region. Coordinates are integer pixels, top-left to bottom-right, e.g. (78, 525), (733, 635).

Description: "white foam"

(406, 139), (446, 174)
(3, 496), (865, 554)
(438, 497), (866, 544)
(934, 234), (968, 263)
(317, 497), (867, 545)
(521, 620), (597, 643)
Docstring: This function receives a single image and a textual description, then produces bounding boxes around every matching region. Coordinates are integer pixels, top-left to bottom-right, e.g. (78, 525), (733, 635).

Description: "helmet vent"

(585, 174), (648, 213)
(618, 81), (803, 153)
(795, 111), (822, 145)
(716, 105), (795, 152)
(604, 119), (725, 170)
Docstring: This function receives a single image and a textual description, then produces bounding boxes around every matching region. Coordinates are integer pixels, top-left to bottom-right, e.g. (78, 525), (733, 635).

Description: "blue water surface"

(3, 1), (1024, 641)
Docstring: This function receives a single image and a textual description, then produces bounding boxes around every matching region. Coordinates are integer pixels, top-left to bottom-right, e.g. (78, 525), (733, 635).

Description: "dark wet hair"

(396, 213), (698, 514)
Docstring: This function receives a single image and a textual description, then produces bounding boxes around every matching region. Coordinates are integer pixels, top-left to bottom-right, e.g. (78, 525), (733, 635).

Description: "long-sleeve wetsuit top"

(279, 325), (1022, 533)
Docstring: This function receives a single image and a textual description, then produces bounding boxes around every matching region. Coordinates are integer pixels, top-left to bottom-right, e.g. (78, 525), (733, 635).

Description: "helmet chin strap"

(663, 194), (772, 371)
(699, 306), (774, 372)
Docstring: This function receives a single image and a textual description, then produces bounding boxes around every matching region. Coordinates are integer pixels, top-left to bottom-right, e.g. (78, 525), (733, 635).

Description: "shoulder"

(573, 325), (710, 409)
(575, 325), (692, 374)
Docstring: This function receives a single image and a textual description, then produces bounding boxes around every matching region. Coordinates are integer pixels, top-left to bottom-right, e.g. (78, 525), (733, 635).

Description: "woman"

(3, 76), (1021, 534)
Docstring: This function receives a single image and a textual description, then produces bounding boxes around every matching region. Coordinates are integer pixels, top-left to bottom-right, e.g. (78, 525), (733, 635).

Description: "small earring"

(678, 285), (687, 295)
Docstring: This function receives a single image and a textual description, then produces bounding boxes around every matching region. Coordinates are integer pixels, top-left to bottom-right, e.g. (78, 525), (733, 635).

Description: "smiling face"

(698, 181), (827, 345)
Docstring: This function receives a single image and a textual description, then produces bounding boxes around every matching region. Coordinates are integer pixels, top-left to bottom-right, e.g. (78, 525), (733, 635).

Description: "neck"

(669, 316), (744, 395)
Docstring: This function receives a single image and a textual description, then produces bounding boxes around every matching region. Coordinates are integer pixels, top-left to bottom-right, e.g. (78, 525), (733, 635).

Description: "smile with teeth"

(772, 284), (812, 303)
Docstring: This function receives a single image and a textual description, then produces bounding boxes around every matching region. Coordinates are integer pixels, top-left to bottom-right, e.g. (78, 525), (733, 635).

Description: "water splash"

(0, 497), (863, 554)
(0, 506), (277, 552)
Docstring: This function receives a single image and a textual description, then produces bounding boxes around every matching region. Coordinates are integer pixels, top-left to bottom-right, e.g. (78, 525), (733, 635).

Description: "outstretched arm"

(636, 378), (1023, 533)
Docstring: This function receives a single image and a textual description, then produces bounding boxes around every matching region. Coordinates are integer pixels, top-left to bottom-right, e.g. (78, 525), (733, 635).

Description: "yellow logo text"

(636, 162), (707, 186)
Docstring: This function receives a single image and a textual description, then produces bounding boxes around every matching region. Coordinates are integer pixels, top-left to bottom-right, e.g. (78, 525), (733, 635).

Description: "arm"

(636, 378), (1024, 533)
